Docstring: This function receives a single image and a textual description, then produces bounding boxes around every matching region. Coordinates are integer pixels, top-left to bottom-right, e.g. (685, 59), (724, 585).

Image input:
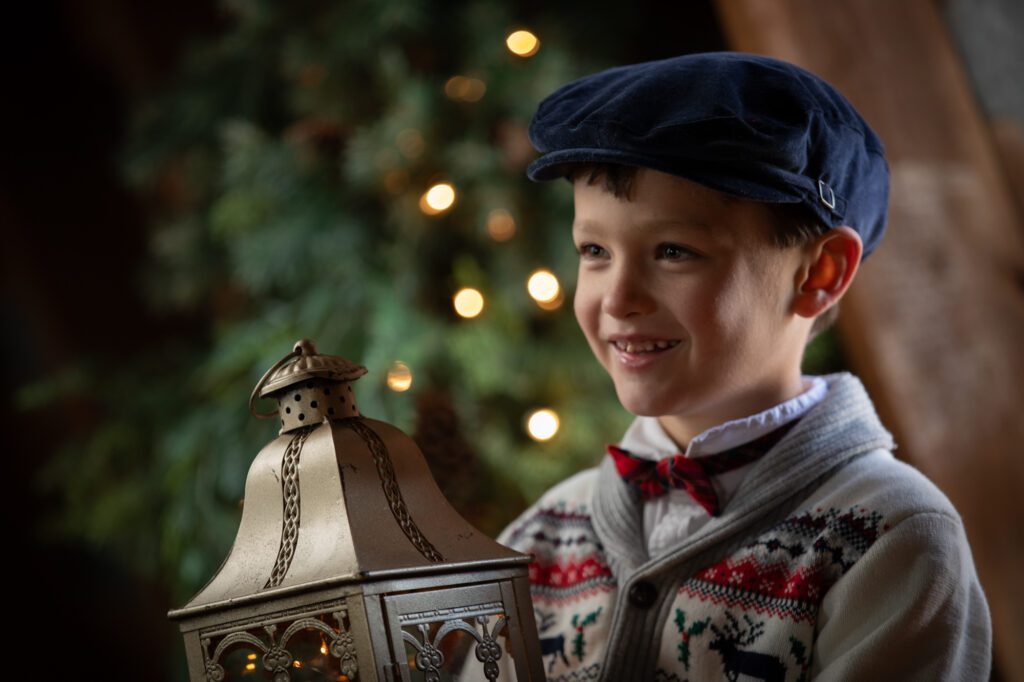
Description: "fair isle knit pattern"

(679, 505), (887, 623)
(506, 503), (615, 602)
(496, 372), (992, 681)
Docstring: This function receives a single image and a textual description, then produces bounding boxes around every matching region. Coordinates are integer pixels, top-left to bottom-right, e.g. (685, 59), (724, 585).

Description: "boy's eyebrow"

(572, 217), (713, 233)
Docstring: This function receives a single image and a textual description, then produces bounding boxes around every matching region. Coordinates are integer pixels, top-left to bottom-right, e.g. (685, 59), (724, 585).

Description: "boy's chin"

(614, 388), (674, 417)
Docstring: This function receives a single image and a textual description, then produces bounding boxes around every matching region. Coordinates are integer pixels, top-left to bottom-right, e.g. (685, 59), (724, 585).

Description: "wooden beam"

(715, 1), (1024, 680)
(991, 119), (1024, 222)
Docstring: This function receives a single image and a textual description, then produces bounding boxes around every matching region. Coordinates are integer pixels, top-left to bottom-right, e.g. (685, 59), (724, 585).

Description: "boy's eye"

(577, 243), (607, 259)
(657, 243), (697, 261)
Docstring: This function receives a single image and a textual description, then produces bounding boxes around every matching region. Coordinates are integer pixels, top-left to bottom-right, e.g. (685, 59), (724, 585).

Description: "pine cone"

(412, 387), (480, 516)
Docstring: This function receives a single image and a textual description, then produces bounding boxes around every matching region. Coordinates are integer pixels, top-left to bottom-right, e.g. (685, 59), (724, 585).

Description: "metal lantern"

(168, 340), (543, 682)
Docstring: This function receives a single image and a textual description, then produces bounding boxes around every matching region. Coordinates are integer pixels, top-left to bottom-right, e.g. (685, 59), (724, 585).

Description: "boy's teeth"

(616, 340), (679, 353)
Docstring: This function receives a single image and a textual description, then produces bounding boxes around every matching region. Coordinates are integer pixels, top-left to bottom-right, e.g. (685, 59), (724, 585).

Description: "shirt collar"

(618, 375), (828, 461)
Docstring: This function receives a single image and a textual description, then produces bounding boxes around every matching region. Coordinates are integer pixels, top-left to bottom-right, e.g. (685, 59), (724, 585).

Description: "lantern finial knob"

(249, 340), (368, 431)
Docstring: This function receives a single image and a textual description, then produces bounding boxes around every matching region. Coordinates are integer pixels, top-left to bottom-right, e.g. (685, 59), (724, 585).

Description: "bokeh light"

(396, 129), (424, 159)
(420, 183), (457, 215)
(453, 288), (485, 318)
(444, 75), (487, 102)
(487, 209), (516, 241)
(527, 269), (560, 303)
(386, 361), (413, 392)
(506, 30), (540, 57)
(527, 408), (560, 441)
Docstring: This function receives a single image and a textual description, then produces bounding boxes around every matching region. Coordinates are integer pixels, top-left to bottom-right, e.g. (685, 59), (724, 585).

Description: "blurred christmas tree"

(24, 0), (843, 617)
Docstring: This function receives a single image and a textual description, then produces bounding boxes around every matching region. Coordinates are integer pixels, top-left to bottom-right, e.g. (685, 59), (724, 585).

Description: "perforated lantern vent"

(275, 378), (360, 432)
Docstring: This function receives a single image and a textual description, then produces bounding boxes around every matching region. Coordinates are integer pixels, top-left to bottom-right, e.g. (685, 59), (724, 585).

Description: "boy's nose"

(601, 268), (656, 318)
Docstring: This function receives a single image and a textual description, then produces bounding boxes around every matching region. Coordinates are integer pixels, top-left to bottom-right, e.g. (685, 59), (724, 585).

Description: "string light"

(527, 409), (560, 441)
(245, 663), (256, 672)
(419, 182), (457, 215)
(506, 30), (540, 57)
(527, 269), (560, 304)
(486, 209), (516, 241)
(453, 287), (485, 318)
(396, 129), (424, 159)
(527, 269), (561, 311)
(387, 361), (413, 392)
(444, 76), (487, 102)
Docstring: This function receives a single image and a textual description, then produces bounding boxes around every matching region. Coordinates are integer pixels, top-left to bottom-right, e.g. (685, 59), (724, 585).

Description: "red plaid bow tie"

(607, 419), (799, 516)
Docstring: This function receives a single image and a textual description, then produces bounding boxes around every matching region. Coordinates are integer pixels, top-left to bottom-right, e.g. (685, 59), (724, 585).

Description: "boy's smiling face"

(571, 167), (815, 447)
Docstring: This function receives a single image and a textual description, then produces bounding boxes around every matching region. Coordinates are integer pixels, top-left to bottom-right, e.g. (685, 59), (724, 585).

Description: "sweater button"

(628, 581), (657, 609)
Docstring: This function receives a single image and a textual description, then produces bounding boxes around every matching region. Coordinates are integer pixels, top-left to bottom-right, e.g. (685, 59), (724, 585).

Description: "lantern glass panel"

(401, 615), (518, 681)
(199, 607), (359, 681)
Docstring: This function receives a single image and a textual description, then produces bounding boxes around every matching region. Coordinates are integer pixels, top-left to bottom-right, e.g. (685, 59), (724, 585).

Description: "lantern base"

(171, 560), (543, 681)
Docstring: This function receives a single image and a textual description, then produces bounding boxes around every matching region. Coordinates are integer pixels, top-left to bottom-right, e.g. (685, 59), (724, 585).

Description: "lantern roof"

(171, 340), (527, 621)
(259, 339), (368, 397)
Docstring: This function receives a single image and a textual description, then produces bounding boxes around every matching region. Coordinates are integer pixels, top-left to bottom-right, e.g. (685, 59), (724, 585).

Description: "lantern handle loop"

(249, 345), (303, 419)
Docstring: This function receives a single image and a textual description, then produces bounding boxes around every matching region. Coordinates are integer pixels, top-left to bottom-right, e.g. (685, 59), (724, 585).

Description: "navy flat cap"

(527, 52), (889, 258)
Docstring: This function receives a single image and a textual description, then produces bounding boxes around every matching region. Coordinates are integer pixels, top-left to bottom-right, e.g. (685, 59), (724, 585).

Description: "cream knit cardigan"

(497, 372), (991, 681)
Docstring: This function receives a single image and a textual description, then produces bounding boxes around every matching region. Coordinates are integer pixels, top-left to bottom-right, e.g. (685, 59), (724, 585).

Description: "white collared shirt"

(616, 375), (829, 559)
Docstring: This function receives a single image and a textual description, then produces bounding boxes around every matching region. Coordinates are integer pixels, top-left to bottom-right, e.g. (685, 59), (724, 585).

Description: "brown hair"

(563, 163), (839, 340)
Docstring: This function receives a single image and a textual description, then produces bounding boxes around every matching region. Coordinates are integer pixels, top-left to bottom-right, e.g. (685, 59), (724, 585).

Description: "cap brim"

(526, 148), (806, 206)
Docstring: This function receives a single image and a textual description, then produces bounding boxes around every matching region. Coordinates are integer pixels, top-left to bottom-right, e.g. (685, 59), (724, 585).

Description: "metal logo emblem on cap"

(818, 179), (837, 210)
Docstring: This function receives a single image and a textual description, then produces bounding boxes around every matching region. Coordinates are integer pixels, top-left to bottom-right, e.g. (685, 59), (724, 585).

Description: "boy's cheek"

(575, 304), (604, 353)
(572, 285), (592, 333)
(571, 292), (605, 359)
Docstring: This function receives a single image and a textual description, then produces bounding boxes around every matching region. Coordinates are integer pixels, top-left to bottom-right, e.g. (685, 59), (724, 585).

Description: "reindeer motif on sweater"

(495, 373), (991, 682)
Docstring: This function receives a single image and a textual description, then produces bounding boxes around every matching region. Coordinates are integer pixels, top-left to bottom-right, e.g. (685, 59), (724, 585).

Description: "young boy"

(497, 52), (992, 680)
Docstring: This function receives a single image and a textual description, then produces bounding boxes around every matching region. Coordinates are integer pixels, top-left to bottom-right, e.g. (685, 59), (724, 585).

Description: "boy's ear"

(792, 226), (863, 319)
